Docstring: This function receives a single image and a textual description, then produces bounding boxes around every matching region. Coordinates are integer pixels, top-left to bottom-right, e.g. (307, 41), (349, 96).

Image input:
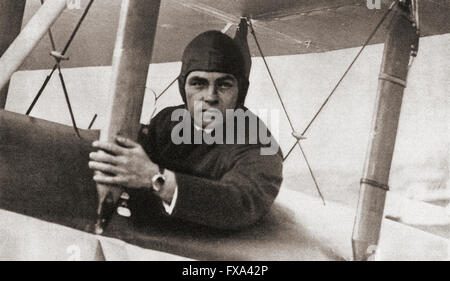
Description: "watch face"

(155, 176), (165, 186)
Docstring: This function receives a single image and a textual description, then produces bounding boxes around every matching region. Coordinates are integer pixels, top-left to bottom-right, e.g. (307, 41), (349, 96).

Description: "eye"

(217, 80), (234, 89)
(188, 79), (207, 88)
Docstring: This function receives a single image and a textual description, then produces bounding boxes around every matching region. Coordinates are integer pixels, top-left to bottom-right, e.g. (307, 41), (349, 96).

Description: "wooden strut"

(95, 0), (161, 234)
(0, 0), (26, 109)
(0, 0), (67, 91)
(352, 0), (420, 261)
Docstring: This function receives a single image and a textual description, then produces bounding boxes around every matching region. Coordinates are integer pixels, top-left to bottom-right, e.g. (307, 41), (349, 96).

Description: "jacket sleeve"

(172, 147), (283, 230)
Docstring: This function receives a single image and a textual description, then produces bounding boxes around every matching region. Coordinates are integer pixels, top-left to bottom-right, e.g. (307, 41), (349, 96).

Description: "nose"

(203, 85), (219, 105)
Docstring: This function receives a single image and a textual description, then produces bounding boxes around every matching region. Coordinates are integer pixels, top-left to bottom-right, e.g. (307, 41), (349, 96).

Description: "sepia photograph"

(0, 0), (449, 264)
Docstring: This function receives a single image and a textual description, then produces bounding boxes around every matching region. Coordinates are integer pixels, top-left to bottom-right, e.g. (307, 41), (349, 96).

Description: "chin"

(202, 120), (215, 128)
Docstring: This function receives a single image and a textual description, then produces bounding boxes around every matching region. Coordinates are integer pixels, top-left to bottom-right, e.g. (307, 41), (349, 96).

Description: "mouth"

(202, 108), (220, 114)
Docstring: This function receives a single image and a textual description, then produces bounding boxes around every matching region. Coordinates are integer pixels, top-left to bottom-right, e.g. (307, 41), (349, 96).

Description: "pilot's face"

(185, 71), (239, 128)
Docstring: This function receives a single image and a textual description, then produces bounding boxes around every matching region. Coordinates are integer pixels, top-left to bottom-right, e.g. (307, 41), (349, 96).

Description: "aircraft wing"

(19, 0), (450, 70)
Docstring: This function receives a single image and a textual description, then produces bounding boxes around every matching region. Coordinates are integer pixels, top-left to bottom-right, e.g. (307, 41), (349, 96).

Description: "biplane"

(0, 0), (449, 261)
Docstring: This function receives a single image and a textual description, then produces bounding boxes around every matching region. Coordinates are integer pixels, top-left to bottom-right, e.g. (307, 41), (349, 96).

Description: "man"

(89, 30), (283, 230)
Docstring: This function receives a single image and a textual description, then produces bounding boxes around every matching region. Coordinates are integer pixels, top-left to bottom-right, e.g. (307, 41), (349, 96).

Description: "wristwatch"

(151, 169), (166, 193)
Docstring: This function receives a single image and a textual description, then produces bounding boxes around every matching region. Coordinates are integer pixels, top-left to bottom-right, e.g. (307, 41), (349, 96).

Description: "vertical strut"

(352, 0), (419, 261)
(95, 0), (161, 234)
(0, 0), (26, 108)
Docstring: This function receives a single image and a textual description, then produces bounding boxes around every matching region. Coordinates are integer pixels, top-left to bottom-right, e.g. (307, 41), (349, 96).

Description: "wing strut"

(95, 0), (161, 234)
(0, 0), (26, 108)
(352, 0), (420, 261)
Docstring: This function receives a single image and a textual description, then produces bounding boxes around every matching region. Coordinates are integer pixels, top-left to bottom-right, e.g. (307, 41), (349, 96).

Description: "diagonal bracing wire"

(283, 0), (398, 161)
(31, 0), (93, 138)
(57, 67), (81, 138)
(45, 21), (82, 138)
(156, 77), (178, 101)
(246, 0), (397, 205)
(26, 0), (95, 123)
(248, 19), (326, 205)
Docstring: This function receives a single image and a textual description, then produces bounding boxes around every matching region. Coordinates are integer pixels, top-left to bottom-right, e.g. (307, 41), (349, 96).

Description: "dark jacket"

(135, 105), (283, 230)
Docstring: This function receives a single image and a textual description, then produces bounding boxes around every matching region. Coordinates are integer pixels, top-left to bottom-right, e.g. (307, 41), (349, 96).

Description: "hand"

(89, 136), (159, 189)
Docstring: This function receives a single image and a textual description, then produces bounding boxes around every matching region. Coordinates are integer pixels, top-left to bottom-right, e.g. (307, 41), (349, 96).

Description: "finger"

(89, 151), (122, 165)
(115, 136), (139, 148)
(92, 141), (127, 155)
(89, 161), (126, 175)
(93, 174), (126, 185)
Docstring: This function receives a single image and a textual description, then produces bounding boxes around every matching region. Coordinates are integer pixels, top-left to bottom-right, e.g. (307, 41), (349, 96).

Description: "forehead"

(186, 71), (237, 81)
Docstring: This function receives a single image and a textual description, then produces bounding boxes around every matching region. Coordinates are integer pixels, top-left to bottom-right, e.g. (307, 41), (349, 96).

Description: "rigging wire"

(248, 19), (326, 205)
(246, 0), (398, 204)
(146, 76), (178, 124)
(156, 76), (178, 100)
(88, 113), (98, 130)
(283, 0), (398, 161)
(298, 143), (326, 205)
(26, 0), (95, 117)
(57, 68), (81, 138)
(248, 20), (296, 133)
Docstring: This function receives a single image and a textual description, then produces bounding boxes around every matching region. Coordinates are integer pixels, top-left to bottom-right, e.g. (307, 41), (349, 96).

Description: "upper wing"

(19, 0), (450, 70)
